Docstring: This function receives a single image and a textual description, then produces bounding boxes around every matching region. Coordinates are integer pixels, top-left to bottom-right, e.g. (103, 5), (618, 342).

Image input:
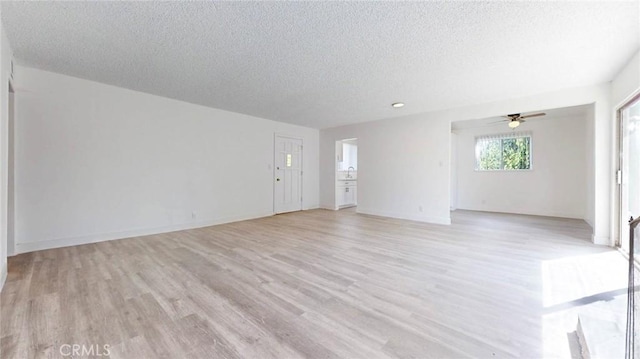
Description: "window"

(475, 132), (531, 171)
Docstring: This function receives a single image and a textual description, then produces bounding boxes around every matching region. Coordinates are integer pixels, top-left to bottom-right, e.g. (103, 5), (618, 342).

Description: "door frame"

(616, 91), (640, 249)
(7, 80), (15, 256)
(273, 133), (303, 214)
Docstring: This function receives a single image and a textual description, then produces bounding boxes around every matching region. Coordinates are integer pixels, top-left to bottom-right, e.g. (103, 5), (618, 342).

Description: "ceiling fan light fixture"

(508, 120), (520, 129)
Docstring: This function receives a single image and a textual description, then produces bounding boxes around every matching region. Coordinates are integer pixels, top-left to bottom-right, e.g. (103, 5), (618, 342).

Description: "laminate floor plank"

(0, 209), (625, 358)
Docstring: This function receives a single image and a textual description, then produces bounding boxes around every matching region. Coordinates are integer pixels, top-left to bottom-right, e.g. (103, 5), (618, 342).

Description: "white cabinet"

(337, 181), (357, 208)
(343, 185), (354, 205)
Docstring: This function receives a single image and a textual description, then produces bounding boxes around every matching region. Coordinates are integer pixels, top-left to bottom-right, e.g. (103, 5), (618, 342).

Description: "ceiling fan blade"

(520, 113), (545, 119)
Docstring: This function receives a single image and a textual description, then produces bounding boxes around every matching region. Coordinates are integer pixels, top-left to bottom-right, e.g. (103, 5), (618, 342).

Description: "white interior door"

(274, 135), (303, 214)
(620, 94), (640, 252)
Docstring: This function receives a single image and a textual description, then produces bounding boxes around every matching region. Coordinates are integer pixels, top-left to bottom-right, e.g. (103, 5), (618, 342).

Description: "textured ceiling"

(2, 2), (638, 129)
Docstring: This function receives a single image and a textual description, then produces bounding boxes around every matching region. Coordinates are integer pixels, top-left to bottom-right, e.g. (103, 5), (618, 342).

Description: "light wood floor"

(0, 209), (624, 358)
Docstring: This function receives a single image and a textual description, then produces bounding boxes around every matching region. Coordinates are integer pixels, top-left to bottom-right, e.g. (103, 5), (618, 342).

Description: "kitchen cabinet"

(337, 181), (357, 208)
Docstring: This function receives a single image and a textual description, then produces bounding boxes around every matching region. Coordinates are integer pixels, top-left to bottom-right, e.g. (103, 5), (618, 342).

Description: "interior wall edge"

(591, 234), (610, 246)
(357, 207), (451, 226)
(0, 262), (6, 292)
(456, 207), (586, 221)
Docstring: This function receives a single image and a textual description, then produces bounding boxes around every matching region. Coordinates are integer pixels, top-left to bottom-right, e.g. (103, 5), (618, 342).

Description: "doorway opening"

(336, 138), (357, 210)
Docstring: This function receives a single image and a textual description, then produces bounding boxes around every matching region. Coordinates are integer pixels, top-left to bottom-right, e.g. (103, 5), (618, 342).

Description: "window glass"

(476, 133), (531, 171)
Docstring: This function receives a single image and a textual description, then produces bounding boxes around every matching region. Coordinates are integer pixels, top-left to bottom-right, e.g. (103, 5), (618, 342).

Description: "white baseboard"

(15, 211), (275, 254)
(0, 262), (7, 293)
(455, 206), (584, 220)
(319, 204), (337, 210)
(357, 207), (451, 225)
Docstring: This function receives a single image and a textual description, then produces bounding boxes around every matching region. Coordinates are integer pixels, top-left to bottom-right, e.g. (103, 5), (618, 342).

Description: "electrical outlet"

(418, 205), (423, 212)
(192, 211), (197, 219)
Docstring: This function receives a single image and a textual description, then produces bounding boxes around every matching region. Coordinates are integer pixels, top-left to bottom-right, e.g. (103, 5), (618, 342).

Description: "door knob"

(276, 178), (280, 181)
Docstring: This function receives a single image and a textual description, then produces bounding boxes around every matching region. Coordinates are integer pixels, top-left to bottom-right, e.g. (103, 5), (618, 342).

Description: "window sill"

(474, 169), (534, 172)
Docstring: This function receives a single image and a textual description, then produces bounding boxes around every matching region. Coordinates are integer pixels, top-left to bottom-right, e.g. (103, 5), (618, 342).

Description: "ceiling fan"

(492, 112), (546, 129)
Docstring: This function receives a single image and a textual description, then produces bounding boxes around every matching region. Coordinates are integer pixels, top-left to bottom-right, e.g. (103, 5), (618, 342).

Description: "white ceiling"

(2, 2), (638, 129)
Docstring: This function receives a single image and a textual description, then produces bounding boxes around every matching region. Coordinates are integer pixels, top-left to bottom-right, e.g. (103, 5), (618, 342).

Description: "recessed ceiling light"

(391, 102), (405, 108)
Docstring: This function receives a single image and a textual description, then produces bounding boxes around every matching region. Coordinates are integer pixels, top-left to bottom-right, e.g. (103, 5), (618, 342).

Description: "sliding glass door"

(620, 95), (640, 252)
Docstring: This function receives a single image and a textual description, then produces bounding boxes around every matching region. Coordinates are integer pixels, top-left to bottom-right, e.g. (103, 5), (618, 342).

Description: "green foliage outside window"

(476, 136), (530, 170)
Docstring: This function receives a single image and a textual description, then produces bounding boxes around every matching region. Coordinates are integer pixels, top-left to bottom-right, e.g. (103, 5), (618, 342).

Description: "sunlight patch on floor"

(541, 251), (628, 358)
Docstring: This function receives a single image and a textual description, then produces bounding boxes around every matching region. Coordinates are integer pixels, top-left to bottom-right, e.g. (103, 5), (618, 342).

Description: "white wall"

(321, 114), (451, 224)
(612, 50), (640, 108)
(584, 104), (595, 228)
(450, 132), (458, 210)
(13, 66), (319, 253)
(0, 17), (13, 291)
(320, 83), (611, 243)
(454, 115), (588, 219)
